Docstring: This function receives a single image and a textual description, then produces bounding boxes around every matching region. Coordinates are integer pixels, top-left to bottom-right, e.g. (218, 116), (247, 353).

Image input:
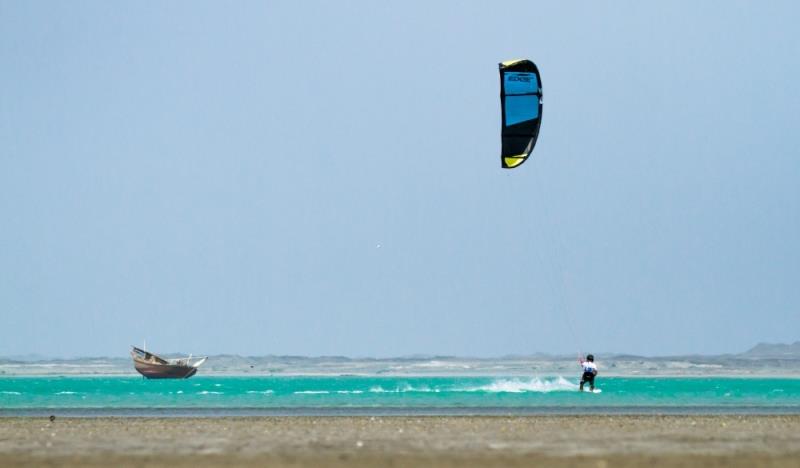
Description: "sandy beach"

(1, 415), (798, 467)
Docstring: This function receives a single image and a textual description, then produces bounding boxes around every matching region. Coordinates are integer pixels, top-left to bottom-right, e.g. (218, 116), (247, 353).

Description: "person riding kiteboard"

(579, 354), (598, 392)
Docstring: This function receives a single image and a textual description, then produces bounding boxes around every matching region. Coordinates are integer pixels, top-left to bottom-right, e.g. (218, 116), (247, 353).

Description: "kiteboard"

(581, 388), (602, 394)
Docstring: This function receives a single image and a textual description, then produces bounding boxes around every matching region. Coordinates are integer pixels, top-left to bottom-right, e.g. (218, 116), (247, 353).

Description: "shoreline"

(1, 415), (798, 467)
(4, 406), (800, 417)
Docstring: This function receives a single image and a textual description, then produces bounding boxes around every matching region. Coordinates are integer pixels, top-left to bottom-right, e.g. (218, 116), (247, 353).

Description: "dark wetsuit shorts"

(581, 371), (595, 385)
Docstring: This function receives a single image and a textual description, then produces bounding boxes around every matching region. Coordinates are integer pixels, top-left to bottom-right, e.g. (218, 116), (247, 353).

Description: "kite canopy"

(499, 59), (543, 169)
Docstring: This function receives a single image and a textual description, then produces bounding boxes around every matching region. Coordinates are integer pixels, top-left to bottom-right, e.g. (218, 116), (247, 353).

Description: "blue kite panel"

(504, 95), (539, 126)
(503, 72), (539, 95)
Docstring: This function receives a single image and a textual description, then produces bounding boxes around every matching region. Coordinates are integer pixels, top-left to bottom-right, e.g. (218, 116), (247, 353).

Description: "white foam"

(389, 360), (472, 371)
(0, 391), (21, 395)
(55, 391), (80, 395)
(246, 390), (275, 394)
(460, 377), (578, 393)
(414, 360), (470, 369)
(197, 391), (223, 395)
(369, 384), (434, 393)
(336, 390), (364, 394)
(369, 386), (395, 393)
(293, 390), (329, 394)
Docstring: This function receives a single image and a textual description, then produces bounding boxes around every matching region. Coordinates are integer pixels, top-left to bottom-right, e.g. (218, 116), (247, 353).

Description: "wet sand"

(1, 415), (799, 467)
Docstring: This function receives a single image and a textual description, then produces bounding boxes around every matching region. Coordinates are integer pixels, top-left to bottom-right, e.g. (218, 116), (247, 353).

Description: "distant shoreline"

(3, 345), (799, 378)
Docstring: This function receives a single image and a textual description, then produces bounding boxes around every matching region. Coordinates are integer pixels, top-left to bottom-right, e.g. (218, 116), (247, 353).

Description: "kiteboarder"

(579, 354), (598, 392)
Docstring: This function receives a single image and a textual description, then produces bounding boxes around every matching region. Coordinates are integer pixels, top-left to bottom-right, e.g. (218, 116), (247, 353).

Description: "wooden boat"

(130, 346), (207, 379)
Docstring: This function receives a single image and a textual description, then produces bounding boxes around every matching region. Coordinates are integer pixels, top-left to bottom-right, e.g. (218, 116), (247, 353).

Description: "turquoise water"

(1, 376), (799, 416)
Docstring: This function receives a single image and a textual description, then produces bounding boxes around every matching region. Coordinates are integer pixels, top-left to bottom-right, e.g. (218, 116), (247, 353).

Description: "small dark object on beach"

(49, 415), (55, 422)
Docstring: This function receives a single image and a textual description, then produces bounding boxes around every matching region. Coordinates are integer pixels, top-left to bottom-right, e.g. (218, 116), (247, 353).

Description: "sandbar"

(1, 415), (798, 467)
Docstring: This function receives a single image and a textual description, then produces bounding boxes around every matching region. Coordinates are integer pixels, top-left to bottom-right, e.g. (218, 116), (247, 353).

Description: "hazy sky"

(1, 1), (798, 358)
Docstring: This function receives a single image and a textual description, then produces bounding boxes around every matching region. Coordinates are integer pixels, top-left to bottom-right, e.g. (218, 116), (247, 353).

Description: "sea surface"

(1, 376), (798, 416)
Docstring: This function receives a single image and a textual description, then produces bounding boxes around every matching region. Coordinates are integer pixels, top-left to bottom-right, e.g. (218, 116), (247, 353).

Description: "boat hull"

(133, 362), (198, 379)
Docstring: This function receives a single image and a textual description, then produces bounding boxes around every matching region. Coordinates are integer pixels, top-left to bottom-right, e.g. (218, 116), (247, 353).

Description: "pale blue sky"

(1, 1), (798, 357)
